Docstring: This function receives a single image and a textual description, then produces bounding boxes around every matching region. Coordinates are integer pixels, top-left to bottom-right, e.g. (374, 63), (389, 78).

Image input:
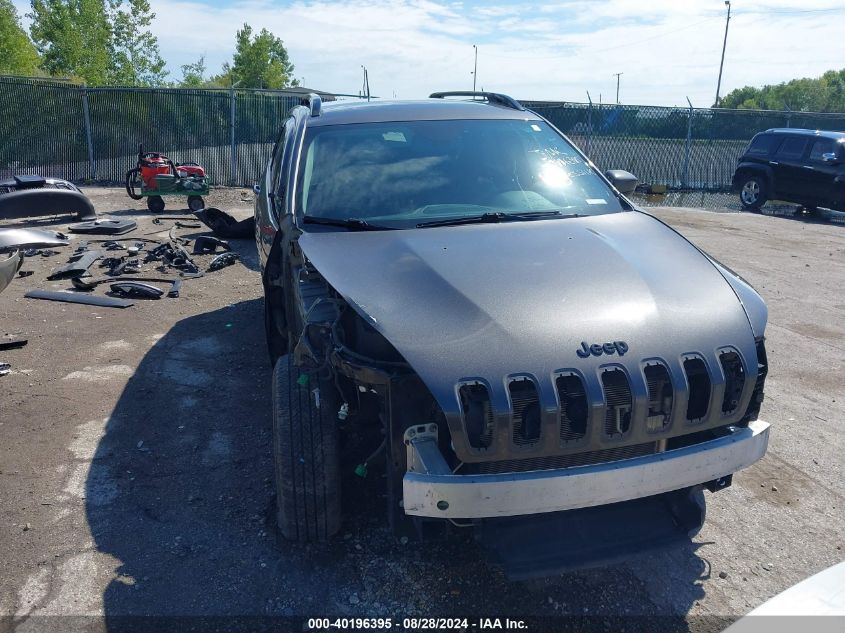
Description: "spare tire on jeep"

(272, 355), (341, 542)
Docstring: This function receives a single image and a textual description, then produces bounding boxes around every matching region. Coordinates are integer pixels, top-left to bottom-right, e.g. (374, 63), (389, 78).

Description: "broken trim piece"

(109, 281), (164, 299)
(208, 251), (240, 271)
(194, 207), (254, 239)
(0, 338), (28, 351)
(25, 289), (134, 308)
(0, 228), (69, 253)
(68, 219), (138, 235)
(71, 275), (196, 291)
(192, 235), (230, 254)
(48, 250), (102, 280)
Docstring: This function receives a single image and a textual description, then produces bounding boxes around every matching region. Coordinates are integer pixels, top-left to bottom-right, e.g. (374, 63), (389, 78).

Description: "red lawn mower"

(125, 145), (209, 212)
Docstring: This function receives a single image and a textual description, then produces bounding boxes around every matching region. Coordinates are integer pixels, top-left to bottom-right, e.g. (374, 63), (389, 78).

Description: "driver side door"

(256, 117), (295, 268)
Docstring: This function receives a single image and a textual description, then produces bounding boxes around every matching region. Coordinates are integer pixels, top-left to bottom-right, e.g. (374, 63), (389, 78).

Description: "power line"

(483, 15), (719, 61)
(736, 6), (845, 14)
(596, 16), (719, 53)
(478, 7), (839, 63)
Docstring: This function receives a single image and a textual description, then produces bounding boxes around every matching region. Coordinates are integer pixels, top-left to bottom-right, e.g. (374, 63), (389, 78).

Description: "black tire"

(147, 196), (165, 213)
(272, 355), (341, 542)
(738, 175), (767, 212)
(188, 195), (205, 212)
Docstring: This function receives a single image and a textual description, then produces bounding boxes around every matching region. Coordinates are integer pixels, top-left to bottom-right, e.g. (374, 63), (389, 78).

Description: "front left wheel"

(272, 355), (341, 542)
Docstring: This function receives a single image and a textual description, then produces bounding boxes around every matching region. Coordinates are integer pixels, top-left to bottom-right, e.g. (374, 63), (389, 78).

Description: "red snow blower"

(125, 144), (209, 212)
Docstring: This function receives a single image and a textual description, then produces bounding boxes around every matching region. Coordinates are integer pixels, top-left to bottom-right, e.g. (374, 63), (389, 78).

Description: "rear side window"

(746, 135), (776, 156)
(776, 136), (808, 159)
(809, 138), (836, 161)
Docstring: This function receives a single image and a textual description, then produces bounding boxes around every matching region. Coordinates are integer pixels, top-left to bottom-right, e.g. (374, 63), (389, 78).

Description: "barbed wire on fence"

(2, 76), (844, 190)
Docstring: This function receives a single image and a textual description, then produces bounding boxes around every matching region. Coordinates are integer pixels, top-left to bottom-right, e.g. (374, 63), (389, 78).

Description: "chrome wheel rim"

(741, 180), (760, 205)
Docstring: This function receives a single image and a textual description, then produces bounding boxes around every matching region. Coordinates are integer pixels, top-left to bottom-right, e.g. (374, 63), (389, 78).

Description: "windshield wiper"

(302, 216), (395, 231)
(416, 210), (574, 228)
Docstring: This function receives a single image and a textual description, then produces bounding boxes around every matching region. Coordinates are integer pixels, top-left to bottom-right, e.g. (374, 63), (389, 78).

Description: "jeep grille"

(453, 346), (763, 466)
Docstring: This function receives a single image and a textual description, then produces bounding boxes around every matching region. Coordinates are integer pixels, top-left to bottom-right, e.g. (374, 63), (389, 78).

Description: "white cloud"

(12, 0), (845, 106)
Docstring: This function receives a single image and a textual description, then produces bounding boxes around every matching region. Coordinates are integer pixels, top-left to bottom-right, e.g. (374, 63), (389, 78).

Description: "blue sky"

(12, 0), (845, 105)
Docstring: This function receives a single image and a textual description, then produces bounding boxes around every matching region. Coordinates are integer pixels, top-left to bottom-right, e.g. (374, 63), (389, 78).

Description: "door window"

(809, 138), (836, 162)
(776, 136), (808, 159)
(746, 134), (776, 156)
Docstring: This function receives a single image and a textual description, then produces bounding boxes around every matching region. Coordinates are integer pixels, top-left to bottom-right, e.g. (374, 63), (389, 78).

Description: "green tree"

(111, 0), (168, 85)
(212, 23), (297, 88)
(0, 0), (42, 75)
(29, 0), (115, 84)
(721, 69), (845, 112)
(180, 56), (206, 87)
(28, 0), (168, 85)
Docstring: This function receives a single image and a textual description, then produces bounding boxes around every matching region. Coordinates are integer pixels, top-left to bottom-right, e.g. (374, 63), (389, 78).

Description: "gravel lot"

(0, 188), (843, 632)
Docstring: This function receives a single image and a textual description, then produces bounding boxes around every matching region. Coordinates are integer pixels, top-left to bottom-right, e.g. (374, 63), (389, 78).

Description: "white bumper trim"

(403, 419), (770, 519)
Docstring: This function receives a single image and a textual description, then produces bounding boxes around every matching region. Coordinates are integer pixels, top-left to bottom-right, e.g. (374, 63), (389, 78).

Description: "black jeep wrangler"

(254, 92), (769, 574)
(733, 128), (845, 213)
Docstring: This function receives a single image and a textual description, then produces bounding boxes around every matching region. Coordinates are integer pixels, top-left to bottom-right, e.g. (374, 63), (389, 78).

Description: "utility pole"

(714, 0), (731, 107)
(471, 45), (478, 91)
(230, 79), (241, 186)
(613, 72), (623, 104)
(361, 65), (370, 102)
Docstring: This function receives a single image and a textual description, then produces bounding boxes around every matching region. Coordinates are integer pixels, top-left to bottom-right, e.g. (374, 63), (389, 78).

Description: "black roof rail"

(300, 93), (322, 117)
(429, 91), (525, 112)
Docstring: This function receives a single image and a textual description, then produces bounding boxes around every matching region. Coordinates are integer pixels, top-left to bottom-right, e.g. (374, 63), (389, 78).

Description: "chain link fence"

(2, 76), (845, 190)
(0, 76), (328, 186)
(524, 100), (845, 190)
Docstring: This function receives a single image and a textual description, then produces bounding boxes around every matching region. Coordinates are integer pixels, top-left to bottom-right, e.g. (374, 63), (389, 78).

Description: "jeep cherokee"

(255, 92), (770, 574)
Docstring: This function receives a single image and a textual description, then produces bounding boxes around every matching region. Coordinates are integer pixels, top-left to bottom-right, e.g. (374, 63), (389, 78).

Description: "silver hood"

(298, 211), (763, 425)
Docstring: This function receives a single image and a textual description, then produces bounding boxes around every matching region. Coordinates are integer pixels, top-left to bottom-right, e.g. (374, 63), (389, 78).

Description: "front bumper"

(403, 419), (769, 519)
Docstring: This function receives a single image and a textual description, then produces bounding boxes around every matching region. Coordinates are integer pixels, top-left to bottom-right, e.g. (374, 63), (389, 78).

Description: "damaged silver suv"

(255, 92), (769, 575)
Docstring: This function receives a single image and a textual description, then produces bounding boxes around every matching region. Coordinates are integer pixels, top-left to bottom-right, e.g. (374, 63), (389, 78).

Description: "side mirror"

(252, 183), (261, 195)
(604, 169), (639, 195)
(821, 152), (839, 164)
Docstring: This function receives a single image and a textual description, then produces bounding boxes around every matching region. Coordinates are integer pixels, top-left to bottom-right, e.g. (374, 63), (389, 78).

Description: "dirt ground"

(0, 187), (843, 632)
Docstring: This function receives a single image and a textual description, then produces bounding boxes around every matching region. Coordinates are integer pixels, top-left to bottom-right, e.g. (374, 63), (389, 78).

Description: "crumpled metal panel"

(0, 228), (69, 253)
